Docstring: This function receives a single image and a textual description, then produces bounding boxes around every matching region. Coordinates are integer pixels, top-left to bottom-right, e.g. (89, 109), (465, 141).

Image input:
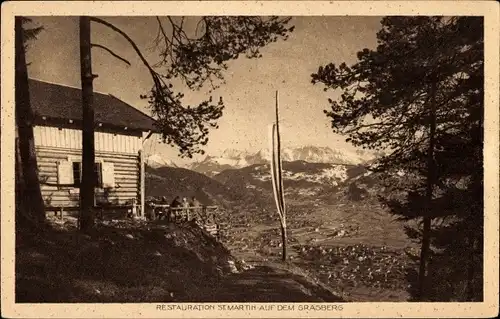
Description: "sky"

(26, 16), (382, 165)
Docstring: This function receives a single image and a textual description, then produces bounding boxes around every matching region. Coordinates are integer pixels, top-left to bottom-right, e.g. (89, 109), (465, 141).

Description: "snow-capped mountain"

(213, 160), (373, 199)
(279, 146), (374, 164)
(146, 154), (180, 169)
(190, 146), (376, 177)
(144, 148), (386, 204)
(188, 155), (249, 177)
(146, 146), (378, 177)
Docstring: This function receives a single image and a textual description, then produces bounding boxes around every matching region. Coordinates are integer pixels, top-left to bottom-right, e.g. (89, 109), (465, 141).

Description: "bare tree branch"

(89, 17), (154, 75)
(91, 43), (131, 66)
(89, 15), (294, 158)
(89, 17), (178, 106)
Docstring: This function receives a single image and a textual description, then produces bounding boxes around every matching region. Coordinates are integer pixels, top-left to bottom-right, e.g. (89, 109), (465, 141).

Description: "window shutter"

(57, 161), (74, 185)
(101, 162), (115, 188)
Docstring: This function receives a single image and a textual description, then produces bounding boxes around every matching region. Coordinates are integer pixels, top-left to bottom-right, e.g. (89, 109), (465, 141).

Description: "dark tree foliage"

(142, 16), (295, 158)
(311, 16), (483, 301)
(92, 17), (294, 158)
(21, 17), (44, 51)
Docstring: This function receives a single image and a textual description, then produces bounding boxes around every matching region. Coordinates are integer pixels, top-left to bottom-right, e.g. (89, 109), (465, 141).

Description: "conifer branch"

(91, 43), (131, 66)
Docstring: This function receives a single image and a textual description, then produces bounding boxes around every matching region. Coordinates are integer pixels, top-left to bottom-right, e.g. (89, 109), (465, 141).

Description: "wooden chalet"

(28, 78), (158, 218)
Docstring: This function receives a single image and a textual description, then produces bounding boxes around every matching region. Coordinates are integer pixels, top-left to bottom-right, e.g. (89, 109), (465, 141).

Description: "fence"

(148, 204), (221, 238)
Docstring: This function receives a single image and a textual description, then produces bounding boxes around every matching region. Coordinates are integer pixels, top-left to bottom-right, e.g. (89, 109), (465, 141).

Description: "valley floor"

(220, 200), (418, 302)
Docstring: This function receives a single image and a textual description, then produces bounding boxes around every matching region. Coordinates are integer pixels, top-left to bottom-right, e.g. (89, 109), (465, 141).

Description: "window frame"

(70, 159), (104, 189)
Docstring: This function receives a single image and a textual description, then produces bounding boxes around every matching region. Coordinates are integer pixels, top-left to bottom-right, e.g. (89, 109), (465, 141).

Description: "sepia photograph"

(1, 1), (499, 318)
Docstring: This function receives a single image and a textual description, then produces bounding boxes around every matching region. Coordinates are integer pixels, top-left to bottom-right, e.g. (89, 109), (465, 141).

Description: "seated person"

(169, 196), (182, 221)
(190, 196), (203, 221)
(181, 197), (190, 220)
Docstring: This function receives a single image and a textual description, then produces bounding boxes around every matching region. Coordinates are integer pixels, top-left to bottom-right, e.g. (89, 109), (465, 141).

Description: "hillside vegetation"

(145, 165), (264, 208)
(16, 217), (239, 302)
(214, 161), (373, 201)
(16, 216), (342, 302)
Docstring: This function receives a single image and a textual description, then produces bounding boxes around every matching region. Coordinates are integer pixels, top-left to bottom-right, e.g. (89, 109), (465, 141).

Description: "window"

(72, 162), (82, 186)
(72, 162), (103, 188)
(58, 159), (114, 188)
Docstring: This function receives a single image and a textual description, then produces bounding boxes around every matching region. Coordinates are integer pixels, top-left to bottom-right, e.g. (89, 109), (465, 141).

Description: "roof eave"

(34, 116), (159, 134)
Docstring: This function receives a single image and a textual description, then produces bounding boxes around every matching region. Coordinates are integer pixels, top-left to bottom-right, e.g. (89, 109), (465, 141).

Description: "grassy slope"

(16, 217), (236, 302)
(16, 216), (343, 303)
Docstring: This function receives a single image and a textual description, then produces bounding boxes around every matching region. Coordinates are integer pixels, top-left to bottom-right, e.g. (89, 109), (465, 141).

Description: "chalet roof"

(28, 78), (158, 133)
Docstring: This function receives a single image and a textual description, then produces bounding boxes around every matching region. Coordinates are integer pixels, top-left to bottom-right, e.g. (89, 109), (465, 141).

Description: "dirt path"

(201, 265), (344, 302)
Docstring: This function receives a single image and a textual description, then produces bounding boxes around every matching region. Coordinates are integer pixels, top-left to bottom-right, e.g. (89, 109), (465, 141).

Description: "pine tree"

(311, 16), (483, 300)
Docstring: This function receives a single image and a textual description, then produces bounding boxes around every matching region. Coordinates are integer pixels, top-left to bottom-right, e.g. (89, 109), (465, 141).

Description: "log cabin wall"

(34, 125), (143, 209)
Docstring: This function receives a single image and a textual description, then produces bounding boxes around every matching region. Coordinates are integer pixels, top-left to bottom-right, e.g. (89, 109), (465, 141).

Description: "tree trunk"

(79, 16), (96, 232)
(418, 216), (431, 299)
(417, 81), (437, 301)
(15, 16), (45, 226)
(465, 204), (481, 300)
(15, 132), (28, 229)
(465, 235), (475, 300)
(465, 95), (483, 301)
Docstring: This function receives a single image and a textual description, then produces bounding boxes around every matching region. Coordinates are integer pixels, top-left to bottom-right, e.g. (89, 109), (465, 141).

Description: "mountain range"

(147, 146), (379, 177)
(145, 159), (381, 216)
(213, 161), (375, 202)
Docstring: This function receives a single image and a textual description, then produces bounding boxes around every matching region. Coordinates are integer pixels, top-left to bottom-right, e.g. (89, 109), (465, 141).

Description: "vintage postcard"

(1, 1), (499, 318)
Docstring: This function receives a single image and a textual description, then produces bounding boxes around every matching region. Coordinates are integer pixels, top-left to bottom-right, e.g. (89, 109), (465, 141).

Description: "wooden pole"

(269, 91), (287, 262)
(139, 149), (145, 219)
(276, 91), (287, 262)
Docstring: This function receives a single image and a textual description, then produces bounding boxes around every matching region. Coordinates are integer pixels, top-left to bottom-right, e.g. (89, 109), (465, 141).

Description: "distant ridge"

(189, 146), (377, 177)
(145, 146), (383, 178)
